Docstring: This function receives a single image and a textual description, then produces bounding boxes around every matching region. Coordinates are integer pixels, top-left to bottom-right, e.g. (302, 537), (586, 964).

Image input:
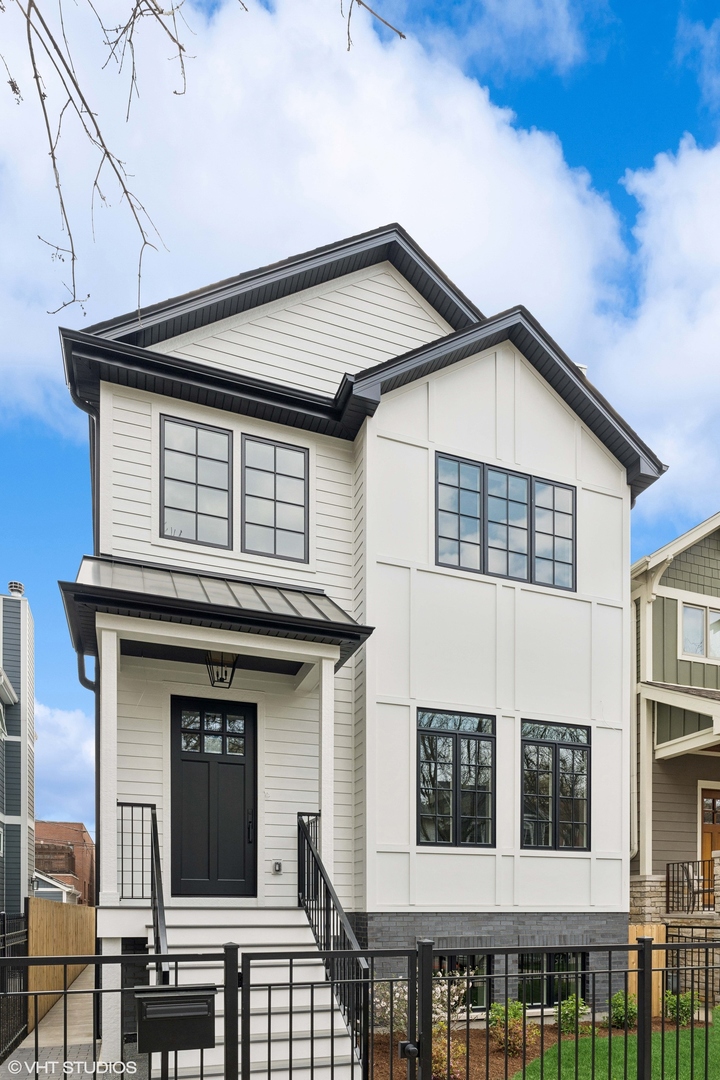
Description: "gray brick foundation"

(348, 911), (629, 950)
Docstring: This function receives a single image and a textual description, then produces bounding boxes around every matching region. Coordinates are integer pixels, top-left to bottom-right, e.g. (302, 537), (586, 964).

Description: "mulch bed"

(369, 1022), (705, 1080)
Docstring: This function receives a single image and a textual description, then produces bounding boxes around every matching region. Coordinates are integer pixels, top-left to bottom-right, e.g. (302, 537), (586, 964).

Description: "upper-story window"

(436, 455), (575, 590)
(242, 436), (309, 563)
(417, 710), (495, 847)
(161, 417), (232, 548)
(682, 604), (720, 658)
(521, 721), (590, 851)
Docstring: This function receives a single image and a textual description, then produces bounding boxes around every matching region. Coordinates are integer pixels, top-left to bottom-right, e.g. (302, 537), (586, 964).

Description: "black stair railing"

(118, 802), (169, 985)
(297, 812), (370, 1066)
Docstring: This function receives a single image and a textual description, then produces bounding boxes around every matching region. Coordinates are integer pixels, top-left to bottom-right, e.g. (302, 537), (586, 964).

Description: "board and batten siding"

(116, 655), (357, 908)
(361, 344), (631, 913)
(651, 754), (720, 872)
(147, 264), (452, 398)
(652, 595), (720, 688)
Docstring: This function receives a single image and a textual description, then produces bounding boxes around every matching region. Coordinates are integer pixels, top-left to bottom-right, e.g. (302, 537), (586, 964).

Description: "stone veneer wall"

(629, 876), (666, 923)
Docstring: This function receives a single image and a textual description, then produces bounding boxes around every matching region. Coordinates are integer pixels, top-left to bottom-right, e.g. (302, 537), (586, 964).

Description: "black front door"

(171, 697), (257, 897)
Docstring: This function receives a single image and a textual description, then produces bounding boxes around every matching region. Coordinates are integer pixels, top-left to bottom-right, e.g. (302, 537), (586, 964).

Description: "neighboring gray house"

(0, 583), (35, 914)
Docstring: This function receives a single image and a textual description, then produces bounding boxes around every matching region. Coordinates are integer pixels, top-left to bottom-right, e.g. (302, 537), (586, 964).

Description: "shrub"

(431, 1022), (467, 1080)
(609, 991), (638, 1029)
(488, 1000), (540, 1056)
(665, 990), (693, 1027)
(555, 993), (589, 1034)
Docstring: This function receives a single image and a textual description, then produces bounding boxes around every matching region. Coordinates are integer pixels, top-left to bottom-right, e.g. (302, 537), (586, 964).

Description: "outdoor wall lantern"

(205, 651), (239, 689)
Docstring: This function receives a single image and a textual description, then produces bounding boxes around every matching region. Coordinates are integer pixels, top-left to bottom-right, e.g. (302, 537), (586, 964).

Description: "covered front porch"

(632, 681), (720, 922)
(60, 556), (372, 926)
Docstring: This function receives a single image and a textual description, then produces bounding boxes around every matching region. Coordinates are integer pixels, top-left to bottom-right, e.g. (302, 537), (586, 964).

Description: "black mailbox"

(134, 985), (218, 1054)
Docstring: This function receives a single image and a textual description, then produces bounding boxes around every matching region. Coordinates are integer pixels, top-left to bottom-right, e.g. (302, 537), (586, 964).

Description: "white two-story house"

(59, 225), (664, 1053)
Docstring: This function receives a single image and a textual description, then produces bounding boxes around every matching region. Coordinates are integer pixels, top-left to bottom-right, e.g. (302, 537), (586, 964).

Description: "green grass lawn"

(511, 1016), (720, 1079)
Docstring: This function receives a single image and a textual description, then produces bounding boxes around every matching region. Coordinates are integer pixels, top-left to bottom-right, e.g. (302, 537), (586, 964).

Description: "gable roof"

(85, 224), (483, 348)
(631, 511), (720, 578)
(62, 300), (666, 502)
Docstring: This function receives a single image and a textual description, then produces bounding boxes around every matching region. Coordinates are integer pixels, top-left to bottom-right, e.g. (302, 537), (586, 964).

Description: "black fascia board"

(353, 305), (667, 502)
(61, 327), (381, 441)
(83, 224), (483, 348)
(58, 580), (374, 671)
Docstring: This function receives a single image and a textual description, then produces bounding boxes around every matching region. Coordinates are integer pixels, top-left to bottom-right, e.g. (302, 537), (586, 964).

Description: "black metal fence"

(0, 912), (27, 1062)
(0, 936), (719, 1079)
(666, 859), (715, 913)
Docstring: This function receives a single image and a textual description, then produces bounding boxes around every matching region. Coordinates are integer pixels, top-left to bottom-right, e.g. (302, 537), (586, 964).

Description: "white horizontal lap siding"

(352, 433), (367, 910)
(106, 394), (153, 552)
(150, 265), (451, 397)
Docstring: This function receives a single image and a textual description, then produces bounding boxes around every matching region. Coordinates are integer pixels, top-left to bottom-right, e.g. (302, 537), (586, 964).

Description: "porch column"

(318, 657), (335, 879)
(99, 628), (119, 905)
(639, 697), (654, 878)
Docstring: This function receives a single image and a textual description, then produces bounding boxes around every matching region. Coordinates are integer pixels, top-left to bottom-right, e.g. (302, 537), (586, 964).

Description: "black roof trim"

(60, 327), (381, 441)
(353, 306), (667, 502)
(84, 224), (483, 348)
(62, 302), (665, 500)
(60, 569), (373, 672)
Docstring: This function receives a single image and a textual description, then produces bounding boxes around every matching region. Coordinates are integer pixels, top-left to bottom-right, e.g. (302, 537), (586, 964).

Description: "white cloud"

(34, 702), (94, 829)
(2, 0), (720, 542)
(677, 16), (720, 111)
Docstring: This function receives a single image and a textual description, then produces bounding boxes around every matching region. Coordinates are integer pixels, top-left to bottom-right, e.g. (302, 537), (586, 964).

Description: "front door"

(171, 697), (257, 897)
(701, 789), (720, 860)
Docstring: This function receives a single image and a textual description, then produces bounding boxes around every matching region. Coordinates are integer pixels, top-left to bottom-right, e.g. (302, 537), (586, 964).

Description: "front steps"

(143, 906), (359, 1080)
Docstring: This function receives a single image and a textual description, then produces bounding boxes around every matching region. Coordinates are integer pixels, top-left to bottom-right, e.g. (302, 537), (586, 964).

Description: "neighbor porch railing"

(666, 859), (715, 913)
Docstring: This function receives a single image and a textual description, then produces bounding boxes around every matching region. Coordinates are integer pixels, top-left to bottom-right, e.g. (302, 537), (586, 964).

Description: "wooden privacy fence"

(628, 921), (666, 1017)
(26, 898), (96, 1030)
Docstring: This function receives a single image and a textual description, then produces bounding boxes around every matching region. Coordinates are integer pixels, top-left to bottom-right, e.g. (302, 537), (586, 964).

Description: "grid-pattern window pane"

(435, 455), (576, 590)
(522, 743), (553, 848)
(418, 711), (495, 847)
(243, 437), (308, 562)
(534, 480), (574, 589)
(180, 707), (246, 757)
(518, 953), (587, 1007)
(437, 457), (482, 571)
(487, 469), (529, 580)
(418, 733), (454, 843)
(522, 720), (590, 851)
(162, 418), (231, 547)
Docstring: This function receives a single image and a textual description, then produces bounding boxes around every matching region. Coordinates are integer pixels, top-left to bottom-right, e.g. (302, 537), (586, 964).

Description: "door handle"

(247, 810), (254, 844)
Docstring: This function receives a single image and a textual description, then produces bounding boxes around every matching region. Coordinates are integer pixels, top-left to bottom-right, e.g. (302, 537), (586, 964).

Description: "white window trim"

(697, 780), (720, 861)
(678, 600), (720, 666)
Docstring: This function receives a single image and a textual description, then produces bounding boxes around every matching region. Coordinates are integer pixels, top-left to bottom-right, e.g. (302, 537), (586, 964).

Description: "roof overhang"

(353, 306), (666, 503)
(59, 557), (373, 671)
(632, 510), (720, 580)
(84, 223), (483, 348)
(61, 304), (665, 502)
(640, 681), (720, 759)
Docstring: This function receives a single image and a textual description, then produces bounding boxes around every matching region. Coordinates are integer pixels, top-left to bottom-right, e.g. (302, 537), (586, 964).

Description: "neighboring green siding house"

(632, 515), (720, 922)
(0, 584), (35, 913)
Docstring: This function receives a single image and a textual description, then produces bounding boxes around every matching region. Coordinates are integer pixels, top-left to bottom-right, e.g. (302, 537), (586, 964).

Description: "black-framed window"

(518, 952), (588, 1007)
(436, 455), (575, 590)
(242, 436), (309, 563)
(434, 954), (492, 1010)
(161, 416), (231, 548)
(417, 711), (495, 847)
(521, 722), (590, 850)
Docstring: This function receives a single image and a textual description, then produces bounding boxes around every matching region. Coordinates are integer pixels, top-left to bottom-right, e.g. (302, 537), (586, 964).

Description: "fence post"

(417, 939), (434, 1080)
(224, 943), (239, 1080)
(636, 936), (653, 1080)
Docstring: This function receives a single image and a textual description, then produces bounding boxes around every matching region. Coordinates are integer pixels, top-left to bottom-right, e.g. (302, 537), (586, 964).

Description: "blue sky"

(3, 0), (720, 829)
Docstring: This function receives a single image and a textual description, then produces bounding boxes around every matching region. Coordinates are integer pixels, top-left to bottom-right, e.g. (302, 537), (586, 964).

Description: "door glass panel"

(227, 716), (245, 733)
(181, 733), (200, 752)
(181, 710), (200, 730)
(227, 737), (245, 755)
(204, 735), (223, 754)
(204, 713), (223, 731)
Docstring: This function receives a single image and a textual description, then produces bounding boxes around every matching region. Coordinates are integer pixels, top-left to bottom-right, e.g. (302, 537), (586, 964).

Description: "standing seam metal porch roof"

(59, 557), (372, 670)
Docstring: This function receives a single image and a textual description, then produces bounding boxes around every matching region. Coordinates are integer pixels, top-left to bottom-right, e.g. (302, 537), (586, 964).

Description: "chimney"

(7, 582), (24, 597)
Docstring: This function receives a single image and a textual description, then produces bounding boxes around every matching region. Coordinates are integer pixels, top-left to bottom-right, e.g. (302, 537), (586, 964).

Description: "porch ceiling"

(59, 555), (373, 670)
